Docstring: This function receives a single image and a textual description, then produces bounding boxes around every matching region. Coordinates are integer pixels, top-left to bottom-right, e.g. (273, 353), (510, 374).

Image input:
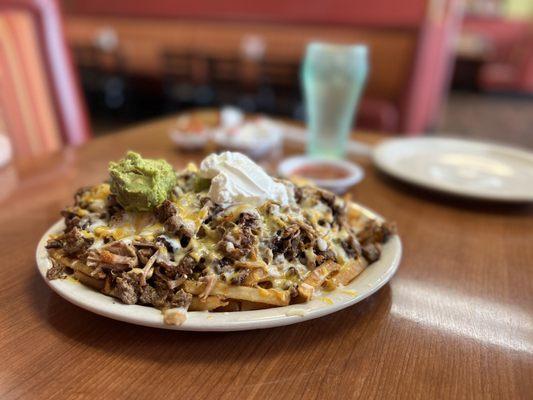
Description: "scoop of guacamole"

(109, 151), (176, 212)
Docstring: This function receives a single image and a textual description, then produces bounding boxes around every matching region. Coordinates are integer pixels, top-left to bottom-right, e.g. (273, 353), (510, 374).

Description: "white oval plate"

(373, 137), (533, 202)
(36, 205), (401, 331)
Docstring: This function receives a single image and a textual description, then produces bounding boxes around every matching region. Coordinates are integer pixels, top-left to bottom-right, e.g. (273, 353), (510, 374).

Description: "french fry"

(183, 280), (203, 294)
(189, 295), (228, 311)
(346, 203), (367, 231)
(73, 271), (104, 290)
(240, 300), (273, 311)
(321, 279), (338, 292)
(297, 261), (340, 301)
(45, 192), (386, 319)
(242, 268), (269, 286)
(304, 261), (340, 288)
(330, 259), (367, 286)
(296, 283), (314, 303)
(234, 260), (268, 270)
(183, 280), (290, 306)
(216, 300), (242, 312)
(50, 252), (99, 279)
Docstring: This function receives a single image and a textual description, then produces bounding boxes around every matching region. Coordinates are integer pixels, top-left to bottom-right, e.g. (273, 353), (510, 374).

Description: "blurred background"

(1, 0), (532, 160)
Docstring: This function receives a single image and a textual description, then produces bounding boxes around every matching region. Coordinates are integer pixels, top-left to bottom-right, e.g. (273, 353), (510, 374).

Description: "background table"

(0, 115), (531, 399)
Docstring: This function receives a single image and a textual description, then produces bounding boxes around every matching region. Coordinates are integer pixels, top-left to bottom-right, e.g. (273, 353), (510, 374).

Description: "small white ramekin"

(278, 155), (364, 194)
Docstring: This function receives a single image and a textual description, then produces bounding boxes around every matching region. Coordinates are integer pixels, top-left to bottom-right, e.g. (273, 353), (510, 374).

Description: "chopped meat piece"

(139, 285), (168, 307)
(133, 240), (159, 249)
(341, 233), (361, 259)
(219, 233), (253, 259)
(357, 221), (396, 245)
(61, 209), (81, 232)
(219, 257), (232, 268)
(362, 243), (381, 263)
(151, 271), (171, 290)
(212, 257), (233, 275)
(270, 222), (316, 261)
(216, 211), (261, 260)
(176, 255), (196, 276)
(136, 247), (155, 265)
(138, 285), (158, 305)
(64, 227), (93, 256)
(315, 249), (336, 266)
(74, 186), (92, 207)
(153, 268), (185, 291)
(236, 212), (261, 234)
(93, 251), (135, 270)
(168, 289), (192, 308)
(219, 226), (256, 260)
(270, 224), (298, 255)
(160, 255), (195, 278)
(115, 275), (139, 304)
(164, 215), (195, 238)
(155, 199), (177, 222)
(133, 239), (159, 265)
(156, 200), (195, 238)
(319, 190), (346, 223)
(154, 247), (173, 267)
(45, 239), (62, 249)
(87, 241), (138, 272)
(297, 221), (316, 245)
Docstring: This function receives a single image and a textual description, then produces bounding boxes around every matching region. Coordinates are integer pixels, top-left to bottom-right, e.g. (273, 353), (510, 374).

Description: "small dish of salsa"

(278, 156), (364, 194)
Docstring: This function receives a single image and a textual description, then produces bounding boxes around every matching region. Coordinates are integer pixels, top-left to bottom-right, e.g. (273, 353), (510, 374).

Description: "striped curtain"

(0, 10), (63, 159)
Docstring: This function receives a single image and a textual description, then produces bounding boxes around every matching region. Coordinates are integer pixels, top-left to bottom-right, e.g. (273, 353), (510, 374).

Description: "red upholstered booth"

(465, 18), (533, 94)
(62, 0), (462, 134)
(0, 0), (90, 158)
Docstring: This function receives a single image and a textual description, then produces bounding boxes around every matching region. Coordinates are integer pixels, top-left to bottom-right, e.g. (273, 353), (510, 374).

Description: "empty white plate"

(373, 137), (533, 202)
(36, 204), (401, 331)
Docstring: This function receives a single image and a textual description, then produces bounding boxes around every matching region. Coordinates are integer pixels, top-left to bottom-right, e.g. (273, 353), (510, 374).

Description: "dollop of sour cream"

(199, 152), (291, 207)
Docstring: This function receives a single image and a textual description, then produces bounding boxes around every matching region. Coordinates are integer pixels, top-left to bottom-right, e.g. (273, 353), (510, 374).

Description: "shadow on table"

(375, 169), (533, 216)
(29, 271), (392, 365)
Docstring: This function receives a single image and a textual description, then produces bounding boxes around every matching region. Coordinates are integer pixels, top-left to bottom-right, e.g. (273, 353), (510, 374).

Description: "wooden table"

(1, 115), (532, 399)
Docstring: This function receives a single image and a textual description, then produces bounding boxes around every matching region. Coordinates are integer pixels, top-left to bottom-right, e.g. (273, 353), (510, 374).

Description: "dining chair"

(0, 0), (90, 159)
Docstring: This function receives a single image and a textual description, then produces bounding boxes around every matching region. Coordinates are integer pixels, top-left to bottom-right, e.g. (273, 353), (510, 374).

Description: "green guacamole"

(109, 151), (176, 212)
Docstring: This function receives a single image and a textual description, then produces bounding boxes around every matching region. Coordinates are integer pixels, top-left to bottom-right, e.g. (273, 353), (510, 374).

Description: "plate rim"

(373, 136), (533, 202)
(36, 204), (402, 331)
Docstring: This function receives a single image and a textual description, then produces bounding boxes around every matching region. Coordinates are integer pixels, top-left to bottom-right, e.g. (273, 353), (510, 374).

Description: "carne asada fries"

(46, 151), (394, 325)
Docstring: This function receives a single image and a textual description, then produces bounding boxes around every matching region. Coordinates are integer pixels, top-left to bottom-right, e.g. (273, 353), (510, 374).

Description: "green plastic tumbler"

(302, 42), (368, 159)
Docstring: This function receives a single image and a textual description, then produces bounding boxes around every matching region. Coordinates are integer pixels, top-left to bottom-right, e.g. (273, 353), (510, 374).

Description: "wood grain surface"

(0, 114), (531, 399)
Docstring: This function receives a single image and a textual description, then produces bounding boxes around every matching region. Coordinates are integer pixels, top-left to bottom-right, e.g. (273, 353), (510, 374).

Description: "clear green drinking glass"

(302, 42), (368, 159)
